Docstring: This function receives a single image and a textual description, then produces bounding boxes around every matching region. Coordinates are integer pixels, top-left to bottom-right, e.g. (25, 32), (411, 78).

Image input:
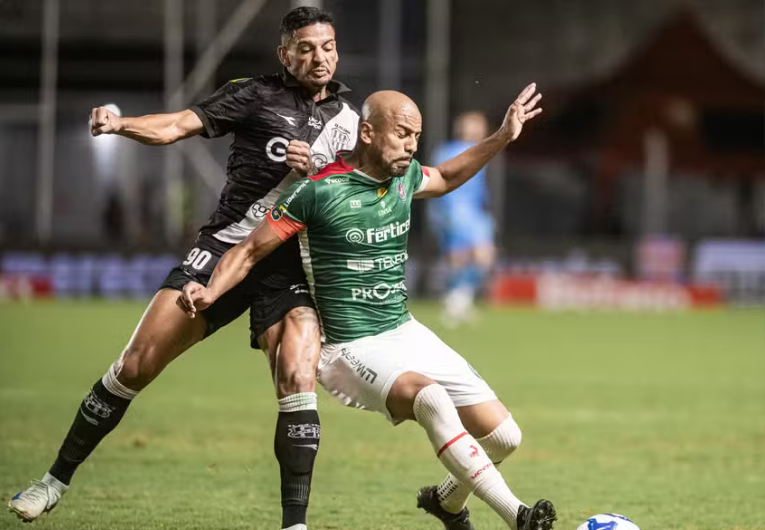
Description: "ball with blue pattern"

(576, 513), (640, 530)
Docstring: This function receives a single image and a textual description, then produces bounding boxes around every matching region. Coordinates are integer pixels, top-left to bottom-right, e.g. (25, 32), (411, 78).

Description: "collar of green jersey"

(336, 153), (393, 184)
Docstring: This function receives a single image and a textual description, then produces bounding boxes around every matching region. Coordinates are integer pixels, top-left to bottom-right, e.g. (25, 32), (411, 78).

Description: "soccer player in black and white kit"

(8, 8), (358, 530)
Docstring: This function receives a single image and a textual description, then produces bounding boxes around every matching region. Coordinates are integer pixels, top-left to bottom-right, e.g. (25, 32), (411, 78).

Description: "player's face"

(279, 23), (338, 90)
(371, 108), (422, 177)
(457, 112), (488, 142)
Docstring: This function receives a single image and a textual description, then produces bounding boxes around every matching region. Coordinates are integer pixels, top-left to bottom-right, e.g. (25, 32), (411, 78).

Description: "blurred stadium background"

(0, 0), (763, 305)
(0, 1), (763, 529)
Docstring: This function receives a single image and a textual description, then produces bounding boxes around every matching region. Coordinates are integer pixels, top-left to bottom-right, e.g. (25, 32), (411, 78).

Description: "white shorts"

(317, 317), (497, 424)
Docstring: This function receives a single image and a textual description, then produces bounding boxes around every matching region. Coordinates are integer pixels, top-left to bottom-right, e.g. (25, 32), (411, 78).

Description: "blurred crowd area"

(0, 0), (763, 305)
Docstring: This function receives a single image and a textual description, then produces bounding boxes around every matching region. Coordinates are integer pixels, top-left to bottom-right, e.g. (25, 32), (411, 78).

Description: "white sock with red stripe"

(413, 384), (523, 529)
(438, 415), (524, 513)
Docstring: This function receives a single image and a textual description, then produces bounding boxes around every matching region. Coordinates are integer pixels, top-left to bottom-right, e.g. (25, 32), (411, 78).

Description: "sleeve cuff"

(414, 168), (431, 196)
(267, 211), (306, 241)
(189, 105), (215, 139)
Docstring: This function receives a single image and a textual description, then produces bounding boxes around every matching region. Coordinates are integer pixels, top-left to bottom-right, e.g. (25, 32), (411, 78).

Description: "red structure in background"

(515, 7), (765, 227)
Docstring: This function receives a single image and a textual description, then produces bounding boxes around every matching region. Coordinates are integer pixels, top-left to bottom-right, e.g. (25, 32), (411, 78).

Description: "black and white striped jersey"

(191, 70), (359, 245)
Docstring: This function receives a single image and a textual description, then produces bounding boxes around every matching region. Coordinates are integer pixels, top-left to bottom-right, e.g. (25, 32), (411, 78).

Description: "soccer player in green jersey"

(180, 87), (555, 530)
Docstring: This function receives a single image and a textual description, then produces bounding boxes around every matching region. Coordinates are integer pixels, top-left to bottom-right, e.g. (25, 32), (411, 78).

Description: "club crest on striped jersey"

(330, 124), (352, 152)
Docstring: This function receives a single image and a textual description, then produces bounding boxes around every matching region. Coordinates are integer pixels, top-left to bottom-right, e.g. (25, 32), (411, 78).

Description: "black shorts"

(160, 232), (314, 348)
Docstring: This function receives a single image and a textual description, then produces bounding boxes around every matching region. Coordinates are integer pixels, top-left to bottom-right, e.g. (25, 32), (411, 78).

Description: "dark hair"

(280, 6), (334, 42)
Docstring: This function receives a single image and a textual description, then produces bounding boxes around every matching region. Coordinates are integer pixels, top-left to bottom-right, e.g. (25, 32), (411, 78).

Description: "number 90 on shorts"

(182, 248), (213, 271)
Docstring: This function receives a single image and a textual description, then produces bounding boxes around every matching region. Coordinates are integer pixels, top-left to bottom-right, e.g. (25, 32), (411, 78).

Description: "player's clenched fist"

(286, 140), (315, 175)
(178, 282), (216, 318)
(90, 106), (122, 136)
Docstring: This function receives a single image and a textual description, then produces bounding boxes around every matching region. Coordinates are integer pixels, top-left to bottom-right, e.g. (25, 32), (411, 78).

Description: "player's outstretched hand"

(178, 282), (215, 318)
(286, 140), (315, 176)
(90, 106), (122, 136)
(500, 83), (543, 144)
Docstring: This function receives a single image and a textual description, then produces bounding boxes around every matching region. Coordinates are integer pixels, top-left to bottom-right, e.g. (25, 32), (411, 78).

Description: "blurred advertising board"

(0, 252), (179, 300)
(635, 236), (687, 282)
(692, 240), (765, 306)
(489, 274), (722, 311)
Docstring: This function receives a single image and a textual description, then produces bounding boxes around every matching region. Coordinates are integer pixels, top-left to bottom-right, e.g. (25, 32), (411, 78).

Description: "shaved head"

(361, 91), (421, 128)
(355, 91), (423, 177)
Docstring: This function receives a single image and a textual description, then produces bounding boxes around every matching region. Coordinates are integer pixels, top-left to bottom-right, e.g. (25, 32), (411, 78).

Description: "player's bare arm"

(417, 82), (542, 198)
(179, 221), (285, 317)
(90, 107), (204, 145)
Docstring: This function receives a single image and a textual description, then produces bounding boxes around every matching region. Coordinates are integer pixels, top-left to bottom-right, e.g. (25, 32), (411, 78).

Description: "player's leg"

(387, 374), (533, 530)
(469, 240), (496, 296)
(8, 287), (207, 522)
(249, 245), (322, 530)
(9, 236), (248, 522)
(424, 401), (555, 530)
(316, 322), (553, 530)
(402, 320), (555, 530)
(442, 247), (474, 326)
(426, 401), (521, 520)
(443, 213), (495, 326)
(257, 306), (322, 530)
(261, 306), (321, 398)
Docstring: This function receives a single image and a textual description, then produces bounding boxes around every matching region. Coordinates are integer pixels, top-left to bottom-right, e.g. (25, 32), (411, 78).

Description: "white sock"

(413, 384), (522, 529)
(438, 415), (524, 513)
(102, 360), (140, 400)
(41, 472), (68, 494)
(282, 525), (307, 530)
(278, 392), (318, 412)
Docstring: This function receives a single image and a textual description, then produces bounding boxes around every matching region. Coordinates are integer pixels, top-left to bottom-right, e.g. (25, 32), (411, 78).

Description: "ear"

(277, 45), (290, 68)
(359, 122), (374, 145)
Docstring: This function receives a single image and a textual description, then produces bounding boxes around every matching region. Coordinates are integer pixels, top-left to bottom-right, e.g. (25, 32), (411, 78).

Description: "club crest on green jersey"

(271, 205), (286, 221)
(397, 180), (407, 200)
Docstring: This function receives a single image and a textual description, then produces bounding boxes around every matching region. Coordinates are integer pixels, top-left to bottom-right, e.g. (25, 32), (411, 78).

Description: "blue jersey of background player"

(428, 111), (496, 325)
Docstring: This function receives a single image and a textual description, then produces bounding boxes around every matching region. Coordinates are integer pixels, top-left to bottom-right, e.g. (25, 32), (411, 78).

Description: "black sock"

(274, 409), (321, 529)
(49, 379), (132, 485)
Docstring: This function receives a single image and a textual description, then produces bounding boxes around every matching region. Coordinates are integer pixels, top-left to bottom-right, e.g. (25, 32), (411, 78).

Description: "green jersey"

(267, 156), (429, 343)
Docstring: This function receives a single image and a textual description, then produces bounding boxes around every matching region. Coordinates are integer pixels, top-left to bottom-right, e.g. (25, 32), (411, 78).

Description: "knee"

(276, 367), (316, 397)
(116, 342), (162, 391)
(389, 374), (440, 422)
(480, 415), (522, 463)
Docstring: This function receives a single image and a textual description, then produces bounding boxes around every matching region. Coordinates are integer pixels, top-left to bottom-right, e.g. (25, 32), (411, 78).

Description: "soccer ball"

(576, 513), (640, 530)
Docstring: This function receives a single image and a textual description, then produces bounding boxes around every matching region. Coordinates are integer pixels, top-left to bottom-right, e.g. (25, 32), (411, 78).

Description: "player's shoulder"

(219, 74), (283, 96)
(218, 76), (257, 91)
(255, 73), (290, 92)
(337, 95), (361, 117)
(399, 158), (428, 195)
(280, 177), (316, 207)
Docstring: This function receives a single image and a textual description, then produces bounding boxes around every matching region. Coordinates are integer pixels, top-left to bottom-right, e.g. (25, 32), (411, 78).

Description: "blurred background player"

(428, 112), (496, 326)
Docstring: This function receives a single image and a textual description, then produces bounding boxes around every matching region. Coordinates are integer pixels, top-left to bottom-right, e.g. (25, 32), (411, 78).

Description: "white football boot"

(8, 473), (68, 522)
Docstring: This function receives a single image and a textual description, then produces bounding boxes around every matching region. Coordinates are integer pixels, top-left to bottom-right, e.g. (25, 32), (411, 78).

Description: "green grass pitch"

(1, 301), (763, 530)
